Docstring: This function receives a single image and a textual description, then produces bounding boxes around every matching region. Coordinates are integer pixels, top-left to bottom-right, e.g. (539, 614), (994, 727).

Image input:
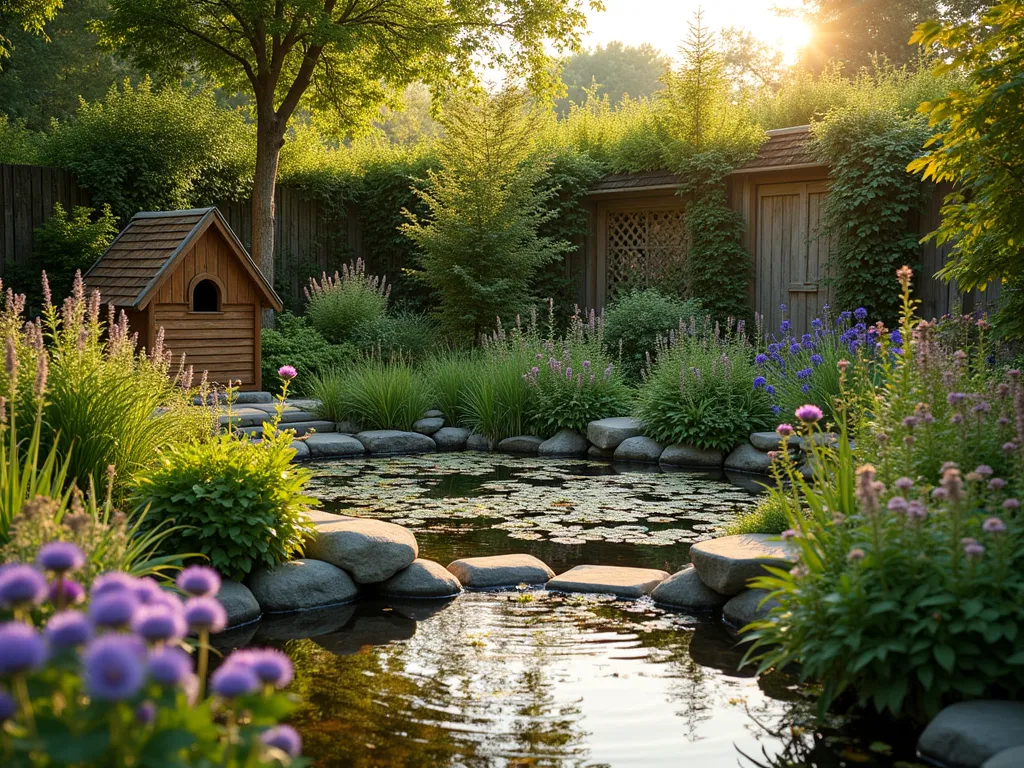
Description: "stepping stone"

(984, 746), (1024, 768)
(724, 442), (774, 474)
(497, 435), (545, 455)
(246, 559), (358, 612)
(749, 431), (784, 451)
(722, 588), (779, 628)
(433, 427), (470, 451)
(651, 566), (729, 612)
(305, 433), (365, 458)
(277, 409), (322, 424)
(587, 417), (643, 450)
(447, 554), (554, 589)
(588, 444), (615, 459)
(660, 443), (724, 468)
(233, 391), (274, 405)
(466, 433), (492, 451)
(919, 701), (1024, 768)
(689, 534), (798, 595)
(289, 439), (310, 461)
(613, 436), (665, 463)
(377, 559), (461, 599)
(287, 398), (321, 411)
(538, 429), (589, 458)
(218, 408), (268, 428)
(412, 417), (444, 436)
(216, 581), (261, 627)
(547, 564), (669, 598)
(279, 420), (336, 437)
(355, 430), (436, 455)
(305, 518), (418, 584)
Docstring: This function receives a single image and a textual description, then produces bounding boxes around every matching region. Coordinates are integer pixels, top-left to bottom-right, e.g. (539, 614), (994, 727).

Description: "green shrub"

(261, 313), (357, 396)
(0, 114), (42, 163)
(354, 310), (438, 362)
(305, 259), (390, 345)
(724, 493), (791, 536)
(309, 359), (433, 431)
(603, 289), (701, 382)
(636, 318), (773, 451)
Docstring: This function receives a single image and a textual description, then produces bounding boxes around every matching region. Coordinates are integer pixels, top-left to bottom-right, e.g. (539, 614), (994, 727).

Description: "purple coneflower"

(83, 635), (146, 701)
(0, 622), (47, 675)
(261, 725), (303, 757)
(44, 611), (92, 650)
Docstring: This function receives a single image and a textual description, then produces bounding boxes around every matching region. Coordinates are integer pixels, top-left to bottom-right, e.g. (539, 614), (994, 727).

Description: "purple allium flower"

(132, 603), (187, 643)
(49, 577), (85, 606)
(210, 662), (259, 698)
(894, 477), (914, 491)
(962, 538), (985, 558)
(135, 700), (156, 725)
(847, 548), (866, 562)
(989, 477), (1008, 491)
(755, 354), (768, 366)
(261, 725), (302, 757)
(795, 404), (823, 422)
(887, 496), (909, 513)
(176, 566), (221, 598)
(90, 572), (138, 598)
(184, 597), (227, 633)
(132, 577), (171, 605)
(947, 392), (967, 405)
(89, 590), (140, 629)
(1003, 442), (1018, 455)
(907, 500), (927, 520)
(1002, 498), (1020, 511)
(931, 486), (948, 501)
(83, 635), (146, 701)
(753, 376), (767, 389)
(0, 565), (47, 608)
(854, 307), (868, 321)
(146, 647), (193, 687)
(37, 542), (85, 574)
(0, 622), (47, 675)
(232, 648), (293, 688)
(983, 517), (1007, 534)
(277, 365), (297, 380)
(950, 413), (964, 425)
(44, 611), (92, 650)
(974, 465), (994, 478)
(776, 423), (795, 437)
(0, 690), (15, 721)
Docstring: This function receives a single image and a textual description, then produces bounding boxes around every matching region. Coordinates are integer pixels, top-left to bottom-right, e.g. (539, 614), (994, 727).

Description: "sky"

(581, 0), (810, 63)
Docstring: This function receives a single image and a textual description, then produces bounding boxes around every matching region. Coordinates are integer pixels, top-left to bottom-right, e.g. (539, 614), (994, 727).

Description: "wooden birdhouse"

(85, 208), (283, 391)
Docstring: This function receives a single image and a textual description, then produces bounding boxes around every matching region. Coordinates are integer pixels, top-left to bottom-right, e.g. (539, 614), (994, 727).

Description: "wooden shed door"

(755, 181), (833, 336)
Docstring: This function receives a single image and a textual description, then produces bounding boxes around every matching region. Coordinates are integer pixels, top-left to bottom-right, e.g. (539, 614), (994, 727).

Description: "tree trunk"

(252, 119), (285, 328)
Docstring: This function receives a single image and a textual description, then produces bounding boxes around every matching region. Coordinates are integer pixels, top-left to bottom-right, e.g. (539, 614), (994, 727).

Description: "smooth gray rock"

(660, 443), (724, 468)
(447, 554), (554, 588)
(538, 429), (589, 458)
(424, 409), (444, 419)
(497, 435), (545, 455)
(304, 509), (350, 527)
(289, 439), (310, 461)
(722, 589), (780, 628)
(355, 430), (436, 455)
(433, 427), (470, 451)
(588, 444), (615, 460)
(412, 417), (444, 436)
(548, 564), (669, 598)
(587, 417), (643, 450)
(277, 408), (322, 424)
(216, 581), (261, 627)
(919, 701), (1024, 768)
(651, 566), (729, 611)
(724, 442), (774, 475)
(983, 746), (1024, 768)
(749, 431), (784, 451)
(689, 534), (798, 595)
(466, 433), (492, 451)
(279, 420), (336, 437)
(377, 559), (462, 599)
(613, 436), (665, 463)
(232, 391), (274, 405)
(305, 518), (419, 584)
(246, 559), (358, 613)
(304, 433), (365, 458)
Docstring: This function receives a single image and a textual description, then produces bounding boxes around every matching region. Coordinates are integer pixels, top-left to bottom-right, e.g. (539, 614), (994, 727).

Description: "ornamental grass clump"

(304, 259), (390, 345)
(0, 556), (307, 766)
(309, 357), (433, 431)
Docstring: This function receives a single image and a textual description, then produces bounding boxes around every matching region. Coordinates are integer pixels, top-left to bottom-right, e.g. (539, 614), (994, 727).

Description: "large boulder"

(547, 564), (669, 598)
(660, 443), (724, 468)
(304, 509), (351, 527)
(377, 559), (462, 599)
(356, 430), (436, 455)
(613, 436), (665, 463)
(433, 427), (471, 451)
(984, 746), (1024, 768)
(304, 433), (365, 459)
(689, 534), (798, 595)
(466, 433), (492, 451)
(748, 432), (784, 452)
(412, 417), (444, 436)
(538, 429), (589, 458)
(724, 442), (774, 474)
(722, 589), (779, 628)
(216, 581), (261, 627)
(305, 518), (419, 584)
(497, 435), (545, 455)
(651, 566), (728, 612)
(587, 417), (643, 450)
(246, 559), (358, 613)
(447, 554), (554, 589)
(919, 702), (1024, 768)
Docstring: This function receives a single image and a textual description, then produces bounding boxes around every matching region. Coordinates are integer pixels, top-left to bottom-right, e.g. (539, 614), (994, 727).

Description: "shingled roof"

(733, 125), (820, 173)
(587, 169), (685, 194)
(85, 208), (282, 310)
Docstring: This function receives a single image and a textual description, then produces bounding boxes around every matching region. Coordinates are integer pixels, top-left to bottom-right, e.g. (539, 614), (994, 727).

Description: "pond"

(225, 456), (920, 767)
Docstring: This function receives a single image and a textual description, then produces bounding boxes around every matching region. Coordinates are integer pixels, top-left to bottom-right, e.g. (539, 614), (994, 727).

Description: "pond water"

(225, 456), (920, 767)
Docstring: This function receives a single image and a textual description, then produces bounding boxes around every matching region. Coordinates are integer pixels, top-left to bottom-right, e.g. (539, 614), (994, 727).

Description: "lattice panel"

(605, 209), (689, 298)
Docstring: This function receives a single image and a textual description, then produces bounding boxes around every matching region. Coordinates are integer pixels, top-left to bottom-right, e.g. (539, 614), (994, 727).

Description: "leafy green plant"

(304, 259), (390, 345)
(354, 310), (438, 362)
(260, 313), (357, 396)
(309, 359), (433, 432)
(603, 289), (701, 382)
(423, 350), (482, 428)
(0, 114), (42, 163)
(463, 355), (534, 442)
(724, 493), (791, 536)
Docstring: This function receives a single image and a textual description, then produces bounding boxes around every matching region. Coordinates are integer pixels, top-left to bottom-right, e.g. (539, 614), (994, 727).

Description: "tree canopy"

(555, 41), (669, 116)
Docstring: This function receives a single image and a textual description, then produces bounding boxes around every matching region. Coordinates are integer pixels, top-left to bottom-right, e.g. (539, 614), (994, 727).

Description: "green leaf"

(934, 644), (956, 672)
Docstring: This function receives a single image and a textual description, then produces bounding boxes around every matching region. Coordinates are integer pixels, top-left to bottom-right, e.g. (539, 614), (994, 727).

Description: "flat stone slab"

(246, 559), (358, 613)
(689, 534), (798, 595)
(587, 417), (643, 450)
(305, 433), (365, 458)
(233, 391), (274, 405)
(919, 701), (1024, 768)
(433, 427), (470, 451)
(538, 429), (589, 458)
(651, 566), (728, 612)
(216, 580), (261, 627)
(547, 564), (669, 598)
(722, 588), (779, 628)
(356, 430), (436, 455)
(412, 417), (444, 436)
(749, 431), (784, 451)
(984, 746), (1024, 768)
(290, 440), (310, 461)
(613, 436), (665, 463)
(305, 518), (418, 584)
(466, 434), (492, 451)
(660, 443), (724, 468)
(497, 435), (545, 455)
(724, 442), (774, 475)
(277, 420), (336, 437)
(447, 554), (554, 589)
(377, 559), (462, 599)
